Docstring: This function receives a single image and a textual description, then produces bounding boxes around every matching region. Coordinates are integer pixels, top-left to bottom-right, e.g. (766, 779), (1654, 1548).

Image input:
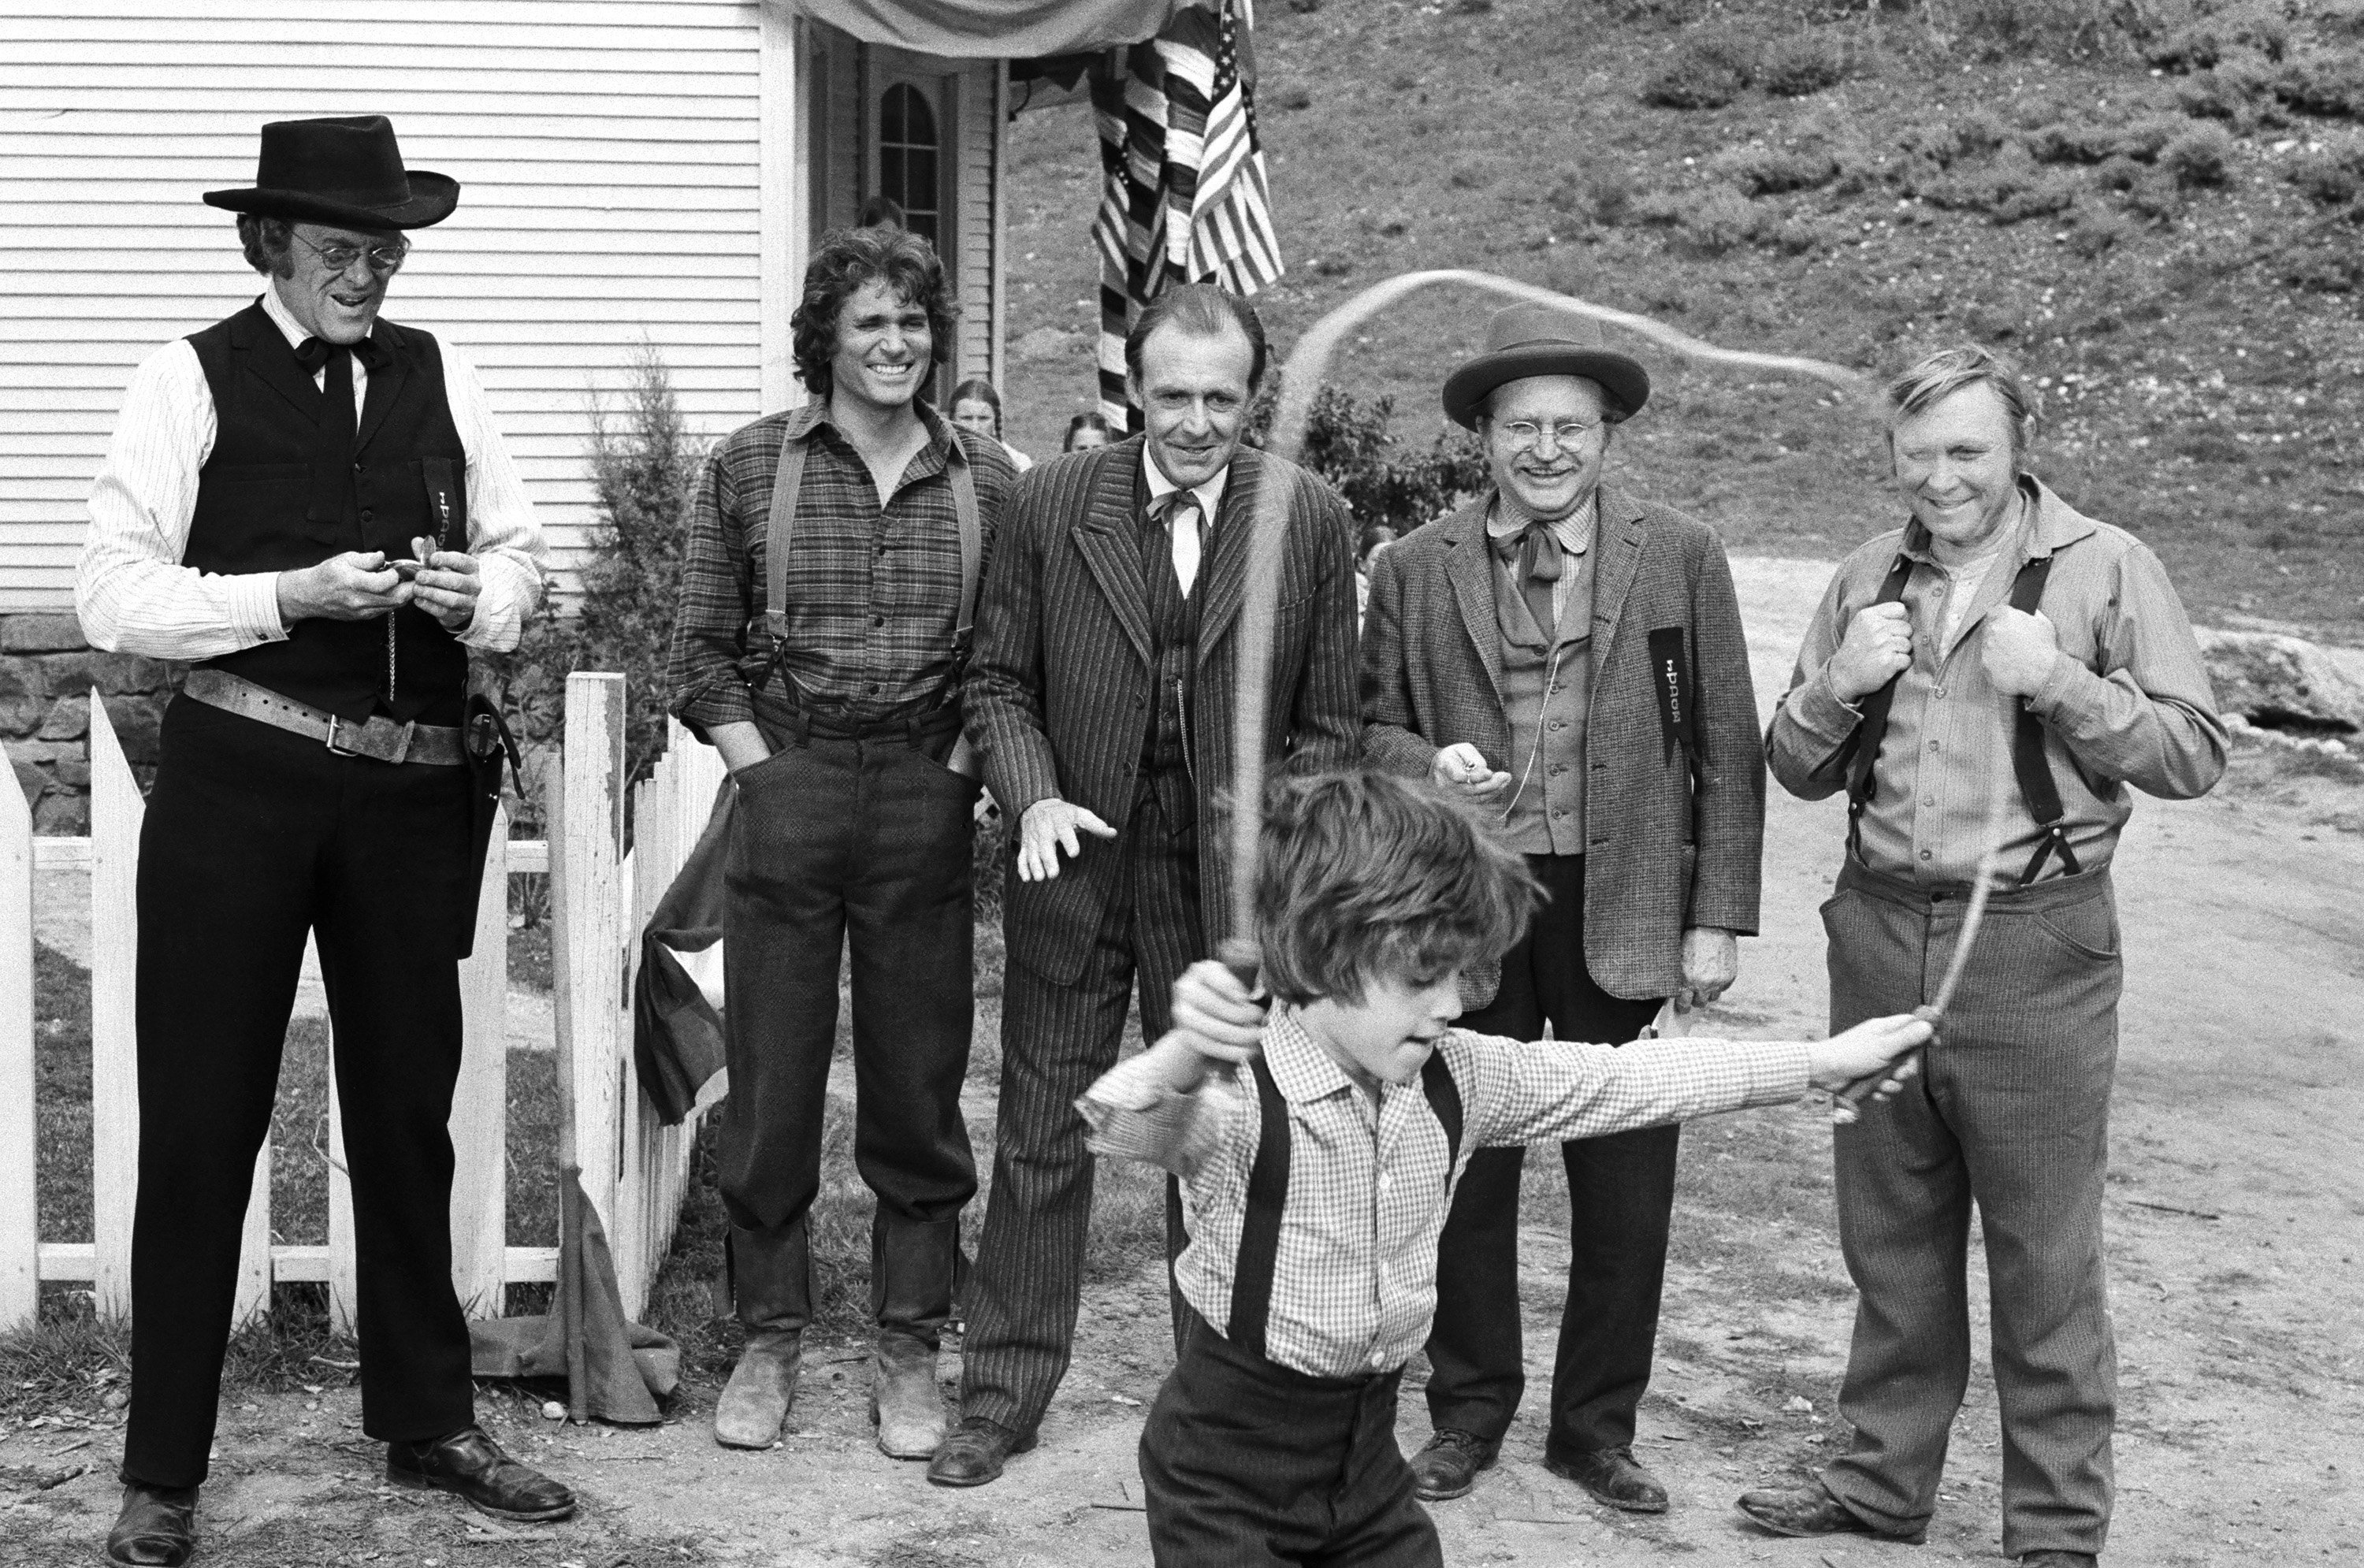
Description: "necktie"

(1158, 490), (1205, 598)
(1491, 521), (1563, 641)
(295, 336), (370, 529)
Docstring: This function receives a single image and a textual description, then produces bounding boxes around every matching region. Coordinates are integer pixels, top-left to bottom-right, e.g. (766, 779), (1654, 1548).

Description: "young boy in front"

(1079, 771), (1932, 1567)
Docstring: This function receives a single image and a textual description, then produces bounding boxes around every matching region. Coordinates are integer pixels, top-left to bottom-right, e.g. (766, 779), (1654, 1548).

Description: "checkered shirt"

(667, 402), (1015, 733)
(1079, 1007), (1809, 1381)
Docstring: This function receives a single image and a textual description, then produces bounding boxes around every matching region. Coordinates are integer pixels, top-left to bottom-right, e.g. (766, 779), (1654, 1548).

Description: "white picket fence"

(0, 672), (724, 1333)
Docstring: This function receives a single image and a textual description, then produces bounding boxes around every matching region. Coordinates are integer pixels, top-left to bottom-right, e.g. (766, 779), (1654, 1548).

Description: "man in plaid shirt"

(1081, 772), (1931, 1566)
(666, 225), (1014, 1461)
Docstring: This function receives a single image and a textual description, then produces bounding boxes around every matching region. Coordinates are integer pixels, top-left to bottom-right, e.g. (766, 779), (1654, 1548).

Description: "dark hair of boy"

(1062, 411), (1113, 450)
(1123, 281), (1270, 392)
(790, 225), (958, 401)
(857, 193), (908, 230)
(1254, 771), (1541, 1008)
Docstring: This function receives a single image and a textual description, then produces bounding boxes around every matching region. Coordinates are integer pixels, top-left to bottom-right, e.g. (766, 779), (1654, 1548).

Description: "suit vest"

(184, 301), (471, 725)
(1136, 492), (1202, 834)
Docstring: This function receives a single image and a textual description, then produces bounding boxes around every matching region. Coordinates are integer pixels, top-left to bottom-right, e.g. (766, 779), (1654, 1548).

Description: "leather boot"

(869, 1214), (957, 1458)
(713, 1218), (811, 1450)
(871, 1333), (946, 1458)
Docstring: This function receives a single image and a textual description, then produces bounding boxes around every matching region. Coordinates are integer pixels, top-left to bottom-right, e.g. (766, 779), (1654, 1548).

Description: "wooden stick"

(1226, 269), (1866, 954)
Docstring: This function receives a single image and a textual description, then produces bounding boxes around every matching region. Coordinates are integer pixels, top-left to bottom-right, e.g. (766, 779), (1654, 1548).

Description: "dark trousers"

(717, 715), (980, 1339)
(125, 697), (476, 1488)
(1424, 853), (1667, 1462)
(1142, 1310), (1440, 1568)
(1819, 858), (2121, 1560)
(960, 783), (1199, 1434)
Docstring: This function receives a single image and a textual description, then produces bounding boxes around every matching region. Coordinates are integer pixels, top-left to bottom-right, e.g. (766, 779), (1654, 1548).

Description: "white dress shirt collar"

(258, 284), (377, 353)
(1143, 442), (1230, 521)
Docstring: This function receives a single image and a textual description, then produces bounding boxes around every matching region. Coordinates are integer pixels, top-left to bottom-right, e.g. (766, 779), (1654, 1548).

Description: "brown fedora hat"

(1442, 301), (1651, 429)
(203, 115), (458, 231)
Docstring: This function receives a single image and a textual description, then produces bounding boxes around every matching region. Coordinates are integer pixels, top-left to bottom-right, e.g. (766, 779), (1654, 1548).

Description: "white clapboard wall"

(0, 0), (802, 611)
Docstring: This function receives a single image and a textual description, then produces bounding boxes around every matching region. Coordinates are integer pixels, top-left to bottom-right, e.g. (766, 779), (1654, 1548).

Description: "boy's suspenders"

(1226, 1052), (1466, 1361)
(756, 419), (984, 700)
(1838, 551), (2079, 887)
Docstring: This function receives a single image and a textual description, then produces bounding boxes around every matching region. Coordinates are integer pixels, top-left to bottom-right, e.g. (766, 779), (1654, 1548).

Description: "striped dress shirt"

(667, 403), (1015, 734)
(76, 286), (545, 660)
(1767, 478), (2226, 884)
(1079, 1007), (1808, 1381)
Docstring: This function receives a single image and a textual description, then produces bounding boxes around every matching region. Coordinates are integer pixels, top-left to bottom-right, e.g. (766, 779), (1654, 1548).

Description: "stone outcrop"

(0, 612), (180, 833)
(2195, 627), (2364, 735)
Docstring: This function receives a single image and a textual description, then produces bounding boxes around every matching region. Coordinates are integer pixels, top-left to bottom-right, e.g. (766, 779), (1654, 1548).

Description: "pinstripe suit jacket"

(1360, 486), (1764, 1002)
(966, 435), (1361, 985)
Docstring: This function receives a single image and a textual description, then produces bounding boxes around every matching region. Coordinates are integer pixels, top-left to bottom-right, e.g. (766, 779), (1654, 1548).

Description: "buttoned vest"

(1136, 488), (1202, 835)
(184, 302), (471, 725)
(1494, 546), (1593, 856)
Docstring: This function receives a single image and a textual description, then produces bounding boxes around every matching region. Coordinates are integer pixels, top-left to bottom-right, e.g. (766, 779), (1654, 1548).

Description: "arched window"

(878, 84), (941, 246)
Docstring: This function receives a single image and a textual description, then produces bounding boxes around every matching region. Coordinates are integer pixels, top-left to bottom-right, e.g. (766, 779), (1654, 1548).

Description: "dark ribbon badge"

(1647, 626), (1697, 764)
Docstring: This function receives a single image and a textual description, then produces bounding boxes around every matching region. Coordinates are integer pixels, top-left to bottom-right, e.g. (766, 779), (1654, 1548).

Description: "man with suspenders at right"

(666, 225), (1014, 1463)
(1745, 345), (2226, 1567)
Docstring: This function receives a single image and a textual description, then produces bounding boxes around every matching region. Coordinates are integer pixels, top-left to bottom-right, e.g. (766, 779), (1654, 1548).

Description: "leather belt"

(182, 668), (467, 767)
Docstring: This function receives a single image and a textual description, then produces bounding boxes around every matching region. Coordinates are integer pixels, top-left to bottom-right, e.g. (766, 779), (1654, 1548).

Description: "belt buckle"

(325, 715), (414, 764)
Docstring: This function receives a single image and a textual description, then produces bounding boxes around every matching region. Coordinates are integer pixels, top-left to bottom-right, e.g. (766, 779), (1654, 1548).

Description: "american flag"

(1092, 0), (1284, 429)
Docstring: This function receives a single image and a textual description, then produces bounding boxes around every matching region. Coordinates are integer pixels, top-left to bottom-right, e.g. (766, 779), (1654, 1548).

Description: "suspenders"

(755, 418), (983, 703)
(1841, 550), (2080, 888)
(1226, 1050), (1466, 1360)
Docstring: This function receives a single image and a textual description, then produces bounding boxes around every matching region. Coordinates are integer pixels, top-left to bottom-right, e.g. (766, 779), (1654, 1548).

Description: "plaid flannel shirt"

(667, 403), (1015, 734)
(1079, 1007), (1808, 1381)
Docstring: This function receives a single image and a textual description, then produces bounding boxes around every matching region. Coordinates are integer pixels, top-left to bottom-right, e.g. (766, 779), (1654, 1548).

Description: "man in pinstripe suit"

(1361, 303), (1766, 1514)
(930, 284), (1361, 1487)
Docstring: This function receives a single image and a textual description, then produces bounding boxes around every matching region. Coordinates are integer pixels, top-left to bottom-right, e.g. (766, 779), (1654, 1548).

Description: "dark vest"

(1136, 485), (1202, 834)
(185, 301), (472, 725)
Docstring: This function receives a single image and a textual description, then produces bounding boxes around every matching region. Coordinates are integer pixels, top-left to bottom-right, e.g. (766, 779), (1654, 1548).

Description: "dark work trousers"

(717, 711), (980, 1342)
(1424, 852), (1668, 1465)
(959, 780), (1200, 1436)
(1819, 857), (2122, 1561)
(125, 697), (476, 1489)
(1142, 1310), (1442, 1568)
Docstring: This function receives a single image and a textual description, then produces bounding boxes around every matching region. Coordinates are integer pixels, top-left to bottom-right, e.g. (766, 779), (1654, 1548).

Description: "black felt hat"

(203, 115), (458, 231)
(1442, 302), (1651, 429)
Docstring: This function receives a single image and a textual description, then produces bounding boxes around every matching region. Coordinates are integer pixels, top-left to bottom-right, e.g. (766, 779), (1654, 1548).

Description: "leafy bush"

(1642, 27), (1757, 109)
(1708, 141), (1842, 195)
(2023, 114), (2181, 167)
(503, 344), (707, 800)
(2124, 165), (2187, 220)
(1938, 0), (2124, 61)
(2275, 54), (2364, 118)
(1756, 32), (1854, 97)
(2067, 206), (2132, 256)
(1674, 185), (1760, 254)
(2287, 142), (2364, 205)
(1256, 385), (1489, 537)
(2161, 123), (2236, 186)
(2176, 54), (2290, 126)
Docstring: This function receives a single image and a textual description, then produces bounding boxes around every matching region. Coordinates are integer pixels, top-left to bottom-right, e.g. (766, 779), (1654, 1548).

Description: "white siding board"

(0, 0), (769, 602)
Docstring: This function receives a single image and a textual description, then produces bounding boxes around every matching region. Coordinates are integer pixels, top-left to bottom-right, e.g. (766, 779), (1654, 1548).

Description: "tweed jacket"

(965, 434), (1361, 985)
(1360, 485), (1764, 1002)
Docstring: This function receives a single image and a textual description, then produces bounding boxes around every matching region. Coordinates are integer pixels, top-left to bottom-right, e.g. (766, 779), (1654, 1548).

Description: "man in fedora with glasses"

(76, 114), (566, 1565)
(1359, 303), (1765, 1513)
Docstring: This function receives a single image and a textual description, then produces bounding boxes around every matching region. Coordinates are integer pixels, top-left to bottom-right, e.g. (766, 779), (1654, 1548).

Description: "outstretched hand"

(1807, 1011), (1935, 1124)
(1017, 797), (1117, 882)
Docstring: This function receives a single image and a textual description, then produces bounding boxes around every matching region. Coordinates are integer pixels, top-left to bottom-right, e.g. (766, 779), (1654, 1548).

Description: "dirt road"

(6, 558), (2359, 1566)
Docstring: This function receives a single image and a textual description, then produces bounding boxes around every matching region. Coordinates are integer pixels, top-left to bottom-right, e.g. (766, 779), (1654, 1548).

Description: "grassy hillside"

(997, 0), (2364, 645)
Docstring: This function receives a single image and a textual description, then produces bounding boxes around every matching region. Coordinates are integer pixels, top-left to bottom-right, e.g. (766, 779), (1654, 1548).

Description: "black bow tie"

(294, 334), (387, 373)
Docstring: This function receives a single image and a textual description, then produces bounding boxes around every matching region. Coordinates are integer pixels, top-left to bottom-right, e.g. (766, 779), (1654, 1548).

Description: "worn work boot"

(871, 1332), (947, 1459)
(713, 1218), (812, 1450)
(1549, 1444), (1670, 1513)
(1408, 1429), (1499, 1502)
(106, 1482), (199, 1566)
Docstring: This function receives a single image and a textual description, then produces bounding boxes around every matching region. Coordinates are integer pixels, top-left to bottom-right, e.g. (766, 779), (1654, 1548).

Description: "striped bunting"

(1091, 0), (1284, 429)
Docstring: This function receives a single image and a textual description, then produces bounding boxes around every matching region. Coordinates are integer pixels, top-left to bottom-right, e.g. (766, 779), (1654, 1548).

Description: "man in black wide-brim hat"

(74, 114), (568, 1566)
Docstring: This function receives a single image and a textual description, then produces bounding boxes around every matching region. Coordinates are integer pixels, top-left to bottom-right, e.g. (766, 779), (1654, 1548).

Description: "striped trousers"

(1819, 857), (2122, 1561)
(959, 782), (1202, 1435)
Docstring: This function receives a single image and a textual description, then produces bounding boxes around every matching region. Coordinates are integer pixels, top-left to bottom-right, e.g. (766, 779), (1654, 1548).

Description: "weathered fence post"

(449, 811), (511, 1317)
(554, 674), (630, 1261)
(0, 745), (36, 1329)
(88, 693), (143, 1321)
